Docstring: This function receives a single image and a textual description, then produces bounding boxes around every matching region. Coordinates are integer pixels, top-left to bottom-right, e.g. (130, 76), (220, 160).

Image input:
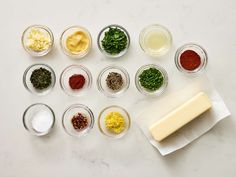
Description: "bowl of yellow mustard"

(60, 26), (92, 59)
(98, 105), (131, 139)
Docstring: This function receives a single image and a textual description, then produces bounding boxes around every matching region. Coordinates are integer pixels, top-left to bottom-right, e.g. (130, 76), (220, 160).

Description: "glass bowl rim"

(60, 25), (92, 59)
(22, 103), (55, 136)
(135, 64), (169, 97)
(97, 24), (130, 58)
(174, 43), (208, 75)
(62, 103), (95, 137)
(98, 105), (131, 139)
(59, 64), (92, 97)
(23, 63), (56, 95)
(97, 65), (130, 98)
(21, 24), (54, 57)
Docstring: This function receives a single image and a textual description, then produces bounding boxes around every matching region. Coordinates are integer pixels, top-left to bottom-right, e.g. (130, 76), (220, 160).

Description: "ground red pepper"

(180, 50), (201, 71)
(69, 74), (85, 90)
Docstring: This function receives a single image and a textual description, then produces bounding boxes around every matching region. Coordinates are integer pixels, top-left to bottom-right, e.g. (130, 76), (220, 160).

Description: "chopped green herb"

(101, 27), (128, 55)
(30, 67), (52, 90)
(139, 68), (164, 91)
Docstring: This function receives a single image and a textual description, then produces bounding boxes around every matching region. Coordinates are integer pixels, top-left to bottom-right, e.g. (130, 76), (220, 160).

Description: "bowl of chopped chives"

(97, 24), (130, 58)
(135, 64), (168, 96)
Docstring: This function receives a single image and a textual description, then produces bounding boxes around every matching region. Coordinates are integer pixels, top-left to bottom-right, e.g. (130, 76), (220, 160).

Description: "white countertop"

(0, 0), (236, 176)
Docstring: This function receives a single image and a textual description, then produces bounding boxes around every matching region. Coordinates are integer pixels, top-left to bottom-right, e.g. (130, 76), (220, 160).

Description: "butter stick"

(149, 92), (212, 142)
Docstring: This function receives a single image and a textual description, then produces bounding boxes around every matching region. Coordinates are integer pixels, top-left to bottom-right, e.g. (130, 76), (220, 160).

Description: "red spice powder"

(180, 50), (201, 71)
(69, 74), (85, 90)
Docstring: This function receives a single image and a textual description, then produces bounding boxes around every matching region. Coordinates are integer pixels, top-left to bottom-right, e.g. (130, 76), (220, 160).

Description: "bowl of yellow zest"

(98, 106), (131, 139)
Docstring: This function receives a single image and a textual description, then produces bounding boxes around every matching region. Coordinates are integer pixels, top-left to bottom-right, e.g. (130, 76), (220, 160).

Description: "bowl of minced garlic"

(60, 26), (92, 59)
(98, 105), (131, 138)
(22, 25), (54, 57)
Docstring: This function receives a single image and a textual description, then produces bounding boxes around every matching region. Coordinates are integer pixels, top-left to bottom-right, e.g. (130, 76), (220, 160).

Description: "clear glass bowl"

(23, 103), (55, 136)
(139, 24), (172, 57)
(135, 64), (168, 97)
(60, 26), (92, 59)
(175, 43), (208, 75)
(60, 65), (92, 97)
(62, 104), (94, 137)
(21, 25), (54, 57)
(97, 24), (130, 58)
(98, 105), (131, 139)
(23, 64), (56, 96)
(97, 65), (130, 98)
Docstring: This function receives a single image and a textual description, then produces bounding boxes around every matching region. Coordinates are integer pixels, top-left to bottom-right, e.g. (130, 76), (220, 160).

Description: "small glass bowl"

(23, 103), (55, 136)
(175, 43), (208, 75)
(62, 104), (94, 137)
(21, 25), (54, 57)
(139, 24), (172, 57)
(97, 24), (130, 58)
(23, 64), (56, 96)
(60, 26), (92, 59)
(60, 65), (92, 97)
(135, 64), (168, 97)
(98, 105), (131, 139)
(97, 65), (130, 98)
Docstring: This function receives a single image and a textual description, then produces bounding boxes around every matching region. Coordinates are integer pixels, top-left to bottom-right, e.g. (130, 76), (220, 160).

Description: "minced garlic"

(27, 28), (51, 52)
(105, 112), (126, 134)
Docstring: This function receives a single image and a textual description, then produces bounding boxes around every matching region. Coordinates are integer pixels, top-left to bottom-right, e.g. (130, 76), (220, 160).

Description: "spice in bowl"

(30, 67), (52, 90)
(106, 72), (123, 91)
(139, 67), (164, 91)
(71, 113), (88, 131)
(180, 50), (201, 71)
(175, 43), (208, 75)
(69, 74), (85, 90)
(105, 112), (126, 134)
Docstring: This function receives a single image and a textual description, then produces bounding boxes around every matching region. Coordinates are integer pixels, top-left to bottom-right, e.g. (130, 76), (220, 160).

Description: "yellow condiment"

(27, 28), (51, 52)
(105, 112), (126, 134)
(66, 31), (90, 54)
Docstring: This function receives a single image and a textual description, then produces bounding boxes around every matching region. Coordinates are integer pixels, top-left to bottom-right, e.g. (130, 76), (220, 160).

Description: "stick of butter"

(149, 92), (212, 142)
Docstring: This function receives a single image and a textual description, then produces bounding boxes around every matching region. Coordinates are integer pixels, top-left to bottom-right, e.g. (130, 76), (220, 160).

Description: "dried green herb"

(30, 67), (52, 90)
(139, 68), (163, 91)
(101, 27), (127, 55)
(106, 72), (123, 91)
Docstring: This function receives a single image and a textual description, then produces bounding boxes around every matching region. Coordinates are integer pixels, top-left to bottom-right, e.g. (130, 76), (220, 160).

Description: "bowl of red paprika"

(175, 43), (208, 75)
(60, 65), (92, 97)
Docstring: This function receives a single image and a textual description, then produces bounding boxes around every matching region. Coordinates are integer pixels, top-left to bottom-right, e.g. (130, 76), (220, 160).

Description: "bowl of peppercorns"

(60, 65), (92, 97)
(62, 104), (94, 137)
(97, 65), (130, 98)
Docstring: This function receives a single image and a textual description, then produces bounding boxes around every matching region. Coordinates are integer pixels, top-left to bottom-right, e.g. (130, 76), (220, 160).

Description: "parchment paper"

(134, 74), (230, 156)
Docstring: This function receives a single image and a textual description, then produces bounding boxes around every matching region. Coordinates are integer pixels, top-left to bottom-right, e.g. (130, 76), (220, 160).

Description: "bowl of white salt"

(23, 103), (55, 136)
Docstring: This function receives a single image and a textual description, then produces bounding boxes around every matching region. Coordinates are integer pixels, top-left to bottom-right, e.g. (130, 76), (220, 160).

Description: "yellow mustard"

(66, 31), (90, 54)
(27, 28), (51, 52)
(105, 112), (126, 134)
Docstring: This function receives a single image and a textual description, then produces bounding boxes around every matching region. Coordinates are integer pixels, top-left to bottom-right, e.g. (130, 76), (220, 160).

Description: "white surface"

(0, 0), (236, 177)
